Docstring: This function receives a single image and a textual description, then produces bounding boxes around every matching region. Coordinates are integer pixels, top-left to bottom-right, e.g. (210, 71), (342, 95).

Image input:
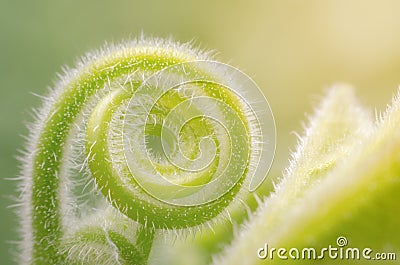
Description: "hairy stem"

(20, 38), (274, 264)
(31, 48), (188, 264)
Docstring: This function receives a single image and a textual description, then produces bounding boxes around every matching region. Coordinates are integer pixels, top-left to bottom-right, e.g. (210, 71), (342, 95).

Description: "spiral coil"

(86, 60), (275, 228)
(20, 38), (275, 264)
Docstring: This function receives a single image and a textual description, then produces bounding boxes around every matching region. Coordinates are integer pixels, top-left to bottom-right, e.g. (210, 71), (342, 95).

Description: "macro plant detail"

(213, 87), (400, 265)
(17, 38), (275, 265)
(17, 36), (400, 265)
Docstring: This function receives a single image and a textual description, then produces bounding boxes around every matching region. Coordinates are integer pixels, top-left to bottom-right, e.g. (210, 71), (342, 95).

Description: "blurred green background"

(1, 0), (400, 264)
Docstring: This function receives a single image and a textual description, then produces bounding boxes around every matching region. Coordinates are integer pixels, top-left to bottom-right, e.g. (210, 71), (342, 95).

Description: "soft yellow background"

(1, 1), (400, 264)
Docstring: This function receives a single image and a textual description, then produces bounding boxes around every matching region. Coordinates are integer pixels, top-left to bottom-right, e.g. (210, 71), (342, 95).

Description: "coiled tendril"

(19, 38), (275, 264)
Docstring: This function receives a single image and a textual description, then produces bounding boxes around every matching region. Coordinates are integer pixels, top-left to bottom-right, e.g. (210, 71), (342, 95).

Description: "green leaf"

(214, 86), (400, 265)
